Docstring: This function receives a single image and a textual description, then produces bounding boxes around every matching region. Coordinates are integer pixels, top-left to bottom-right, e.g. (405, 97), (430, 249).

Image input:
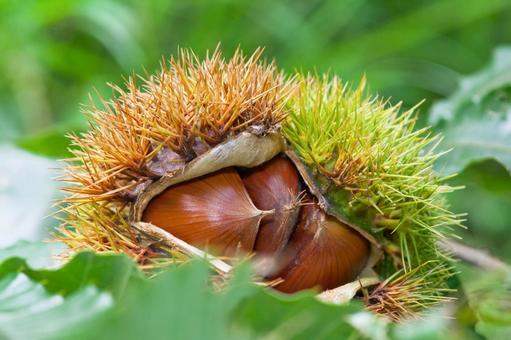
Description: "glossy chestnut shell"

(142, 155), (370, 293)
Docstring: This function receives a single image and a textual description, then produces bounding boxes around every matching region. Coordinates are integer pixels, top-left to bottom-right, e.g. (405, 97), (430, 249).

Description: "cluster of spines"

(56, 202), (150, 265)
(62, 47), (292, 203)
(282, 74), (464, 316)
(366, 262), (456, 321)
(57, 48), (292, 264)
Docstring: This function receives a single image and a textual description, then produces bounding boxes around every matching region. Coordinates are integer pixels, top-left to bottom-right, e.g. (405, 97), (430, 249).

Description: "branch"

(439, 239), (509, 271)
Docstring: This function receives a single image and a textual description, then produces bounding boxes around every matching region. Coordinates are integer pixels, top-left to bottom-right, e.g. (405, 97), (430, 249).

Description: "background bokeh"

(2, 0), (511, 138)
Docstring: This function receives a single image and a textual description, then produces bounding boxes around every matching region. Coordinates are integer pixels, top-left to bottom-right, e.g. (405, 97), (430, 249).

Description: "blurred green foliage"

(425, 46), (511, 263)
(2, 0), (511, 140)
(448, 160), (511, 261)
(431, 47), (511, 175)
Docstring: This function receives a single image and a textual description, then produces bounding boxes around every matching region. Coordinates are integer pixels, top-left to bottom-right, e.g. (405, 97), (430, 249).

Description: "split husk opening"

(129, 131), (382, 300)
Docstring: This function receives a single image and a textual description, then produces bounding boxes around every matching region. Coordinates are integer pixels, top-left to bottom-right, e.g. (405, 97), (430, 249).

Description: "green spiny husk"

(283, 74), (464, 316)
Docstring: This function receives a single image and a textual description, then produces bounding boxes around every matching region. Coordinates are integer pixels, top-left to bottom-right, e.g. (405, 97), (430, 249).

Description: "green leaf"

(0, 274), (112, 340)
(8, 243), (507, 339)
(430, 47), (511, 175)
(430, 48), (511, 124)
(0, 241), (65, 269)
(0, 252), (142, 299)
(457, 264), (511, 340)
(0, 248), (380, 339)
(232, 289), (381, 339)
(89, 260), (274, 340)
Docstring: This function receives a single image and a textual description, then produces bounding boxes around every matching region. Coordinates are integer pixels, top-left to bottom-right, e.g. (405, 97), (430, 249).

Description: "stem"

(439, 239), (509, 271)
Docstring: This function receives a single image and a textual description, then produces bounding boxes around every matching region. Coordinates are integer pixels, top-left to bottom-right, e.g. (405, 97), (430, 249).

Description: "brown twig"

(439, 239), (509, 271)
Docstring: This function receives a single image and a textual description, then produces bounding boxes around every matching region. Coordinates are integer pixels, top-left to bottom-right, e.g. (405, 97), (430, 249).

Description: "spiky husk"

(57, 48), (463, 319)
(54, 202), (184, 268)
(367, 262), (456, 321)
(283, 74), (464, 316)
(57, 48), (292, 262)
(61, 47), (292, 203)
